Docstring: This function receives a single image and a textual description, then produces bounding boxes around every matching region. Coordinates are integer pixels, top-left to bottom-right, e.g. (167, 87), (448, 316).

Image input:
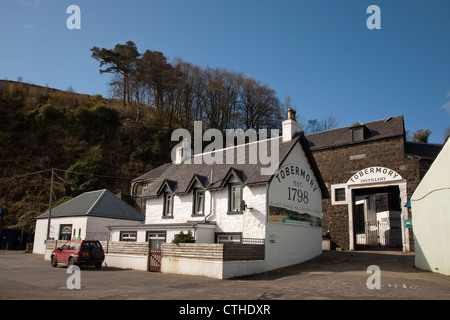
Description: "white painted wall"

(33, 216), (87, 254)
(212, 185), (267, 239)
(265, 222), (322, 270)
(145, 184), (267, 240)
(105, 254), (148, 271)
(411, 142), (450, 276)
(33, 216), (142, 254)
(265, 140), (323, 269)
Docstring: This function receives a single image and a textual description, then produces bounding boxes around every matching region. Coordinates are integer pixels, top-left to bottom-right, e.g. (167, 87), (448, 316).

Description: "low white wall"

(161, 257), (223, 279)
(265, 222), (322, 271)
(161, 257), (267, 279)
(222, 260), (267, 279)
(104, 254), (148, 271)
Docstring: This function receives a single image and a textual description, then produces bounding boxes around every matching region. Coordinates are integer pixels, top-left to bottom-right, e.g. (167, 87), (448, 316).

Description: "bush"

(76, 104), (119, 140)
(66, 147), (106, 190)
(172, 231), (196, 244)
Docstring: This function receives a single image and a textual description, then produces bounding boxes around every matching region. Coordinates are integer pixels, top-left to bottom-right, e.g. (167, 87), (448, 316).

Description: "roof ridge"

(306, 115), (403, 137)
(85, 189), (107, 215)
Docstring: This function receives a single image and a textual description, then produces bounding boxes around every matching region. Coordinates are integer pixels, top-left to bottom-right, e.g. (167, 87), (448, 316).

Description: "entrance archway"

(352, 186), (403, 250)
(345, 167), (409, 252)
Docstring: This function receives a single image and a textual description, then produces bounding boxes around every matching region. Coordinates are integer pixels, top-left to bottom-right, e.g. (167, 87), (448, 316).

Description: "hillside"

(0, 80), (174, 236)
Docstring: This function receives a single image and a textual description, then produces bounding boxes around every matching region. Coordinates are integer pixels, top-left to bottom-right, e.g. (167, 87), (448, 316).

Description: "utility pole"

(46, 168), (54, 241)
(20, 206), (27, 247)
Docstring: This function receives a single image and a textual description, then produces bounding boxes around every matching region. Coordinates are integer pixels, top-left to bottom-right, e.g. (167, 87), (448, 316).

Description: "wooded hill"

(0, 41), (339, 238)
(0, 41), (290, 237)
(0, 80), (174, 235)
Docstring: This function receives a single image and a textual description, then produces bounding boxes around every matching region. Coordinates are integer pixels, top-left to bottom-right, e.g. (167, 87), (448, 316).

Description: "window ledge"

(191, 213), (205, 217)
(227, 210), (243, 215)
(161, 215), (174, 219)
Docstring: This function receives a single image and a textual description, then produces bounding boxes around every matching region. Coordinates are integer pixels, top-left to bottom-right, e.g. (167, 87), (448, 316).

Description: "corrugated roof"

(36, 189), (144, 221)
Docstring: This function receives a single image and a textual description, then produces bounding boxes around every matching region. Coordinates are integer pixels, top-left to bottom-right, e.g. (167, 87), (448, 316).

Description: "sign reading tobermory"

(347, 167), (403, 185)
(268, 157), (322, 227)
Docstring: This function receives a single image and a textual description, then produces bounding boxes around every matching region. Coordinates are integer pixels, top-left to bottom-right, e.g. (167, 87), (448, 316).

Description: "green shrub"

(172, 231), (196, 244)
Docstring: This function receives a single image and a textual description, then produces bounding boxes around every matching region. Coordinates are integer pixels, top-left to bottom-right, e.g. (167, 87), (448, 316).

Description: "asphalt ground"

(0, 249), (448, 317)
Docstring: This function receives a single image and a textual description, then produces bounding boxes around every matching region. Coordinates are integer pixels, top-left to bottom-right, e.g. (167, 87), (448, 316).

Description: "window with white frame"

(120, 231), (137, 242)
(193, 189), (205, 216)
(146, 231), (166, 249)
(216, 233), (242, 244)
(163, 192), (173, 217)
(229, 184), (242, 213)
(331, 184), (347, 205)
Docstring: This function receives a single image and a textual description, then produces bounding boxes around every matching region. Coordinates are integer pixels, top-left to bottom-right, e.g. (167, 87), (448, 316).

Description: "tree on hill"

(91, 41), (140, 110)
(412, 129), (432, 143)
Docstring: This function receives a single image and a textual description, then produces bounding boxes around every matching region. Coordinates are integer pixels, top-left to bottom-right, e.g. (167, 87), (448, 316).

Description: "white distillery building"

(108, 110), (329, 278)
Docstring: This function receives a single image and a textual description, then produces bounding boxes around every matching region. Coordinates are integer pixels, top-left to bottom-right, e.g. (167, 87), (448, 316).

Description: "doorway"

(146, 231), (166, 272)
(352, 186), (403, 250)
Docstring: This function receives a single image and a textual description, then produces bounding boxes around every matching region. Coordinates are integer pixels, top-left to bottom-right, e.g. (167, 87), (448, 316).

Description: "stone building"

(306, 116), (442, 251)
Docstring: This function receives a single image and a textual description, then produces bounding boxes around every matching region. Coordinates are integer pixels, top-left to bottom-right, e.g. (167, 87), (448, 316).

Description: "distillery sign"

(268, 162), (322, 227)
(347, 167), (403, 185)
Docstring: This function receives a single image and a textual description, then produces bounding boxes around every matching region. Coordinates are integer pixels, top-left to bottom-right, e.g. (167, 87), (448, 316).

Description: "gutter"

(204, 169), (214, 223)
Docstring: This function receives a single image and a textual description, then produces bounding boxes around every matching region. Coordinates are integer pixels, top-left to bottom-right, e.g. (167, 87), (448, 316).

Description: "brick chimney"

(282, 108), (302, 142)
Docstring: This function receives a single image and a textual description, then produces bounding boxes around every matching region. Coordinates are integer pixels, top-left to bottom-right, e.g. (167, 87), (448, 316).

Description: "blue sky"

(1, 0), (449, 143)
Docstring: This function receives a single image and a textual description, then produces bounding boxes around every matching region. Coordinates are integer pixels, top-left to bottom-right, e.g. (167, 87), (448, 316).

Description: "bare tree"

(444, 127), (450, 143)
(304, 114), (339, 134)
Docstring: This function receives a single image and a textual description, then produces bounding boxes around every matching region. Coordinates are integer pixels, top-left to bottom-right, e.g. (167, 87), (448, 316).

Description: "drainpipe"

(204, 169), (214, 223)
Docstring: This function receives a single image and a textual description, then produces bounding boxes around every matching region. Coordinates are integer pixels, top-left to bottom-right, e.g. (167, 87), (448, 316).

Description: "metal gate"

(147, 248), (162, 272)
(355, 218), (402, 250)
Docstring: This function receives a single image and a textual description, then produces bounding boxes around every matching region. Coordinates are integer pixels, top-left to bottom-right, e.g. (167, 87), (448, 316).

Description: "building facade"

(306, 116), (442, 251)
(110, 111), (329, 276)
(33, 189), (144, 254)
(411, 140), (449, 275)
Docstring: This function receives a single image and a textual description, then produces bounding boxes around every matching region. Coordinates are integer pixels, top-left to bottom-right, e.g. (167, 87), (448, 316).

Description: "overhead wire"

(0, 167), (132, 184)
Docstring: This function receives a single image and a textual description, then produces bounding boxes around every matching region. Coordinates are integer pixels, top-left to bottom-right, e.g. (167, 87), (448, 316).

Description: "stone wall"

(162, 243), (265, 261)
(311, 136), (434, 250)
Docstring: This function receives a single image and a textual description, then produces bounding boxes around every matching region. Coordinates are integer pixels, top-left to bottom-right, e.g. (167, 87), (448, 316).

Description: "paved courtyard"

(1, 249), (449, 301)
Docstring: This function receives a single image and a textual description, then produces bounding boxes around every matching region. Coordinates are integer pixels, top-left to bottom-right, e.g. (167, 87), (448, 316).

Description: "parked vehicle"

(50, 240), (104, 269)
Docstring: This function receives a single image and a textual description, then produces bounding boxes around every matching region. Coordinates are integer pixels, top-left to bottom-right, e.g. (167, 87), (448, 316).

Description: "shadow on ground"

(236, 250), (418, 281)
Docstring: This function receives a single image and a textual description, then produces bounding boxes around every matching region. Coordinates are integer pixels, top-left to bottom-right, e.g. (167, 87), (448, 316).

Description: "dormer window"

(350, 122), (368, 142)
(352, 127), (364, 142)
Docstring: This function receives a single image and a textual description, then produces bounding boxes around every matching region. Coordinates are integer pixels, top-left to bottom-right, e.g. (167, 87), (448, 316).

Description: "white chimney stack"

(175, 138), (192, 164)
(282, 108), (302, 142)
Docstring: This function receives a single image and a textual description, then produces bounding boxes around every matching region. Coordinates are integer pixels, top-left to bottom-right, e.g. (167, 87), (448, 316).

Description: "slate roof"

(306, 116), (405, 150)
(405, 142), (443, 160)
(36, 189), (144, 221)
(305, 115), (443, 158)
(134, 132), (329, 199)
